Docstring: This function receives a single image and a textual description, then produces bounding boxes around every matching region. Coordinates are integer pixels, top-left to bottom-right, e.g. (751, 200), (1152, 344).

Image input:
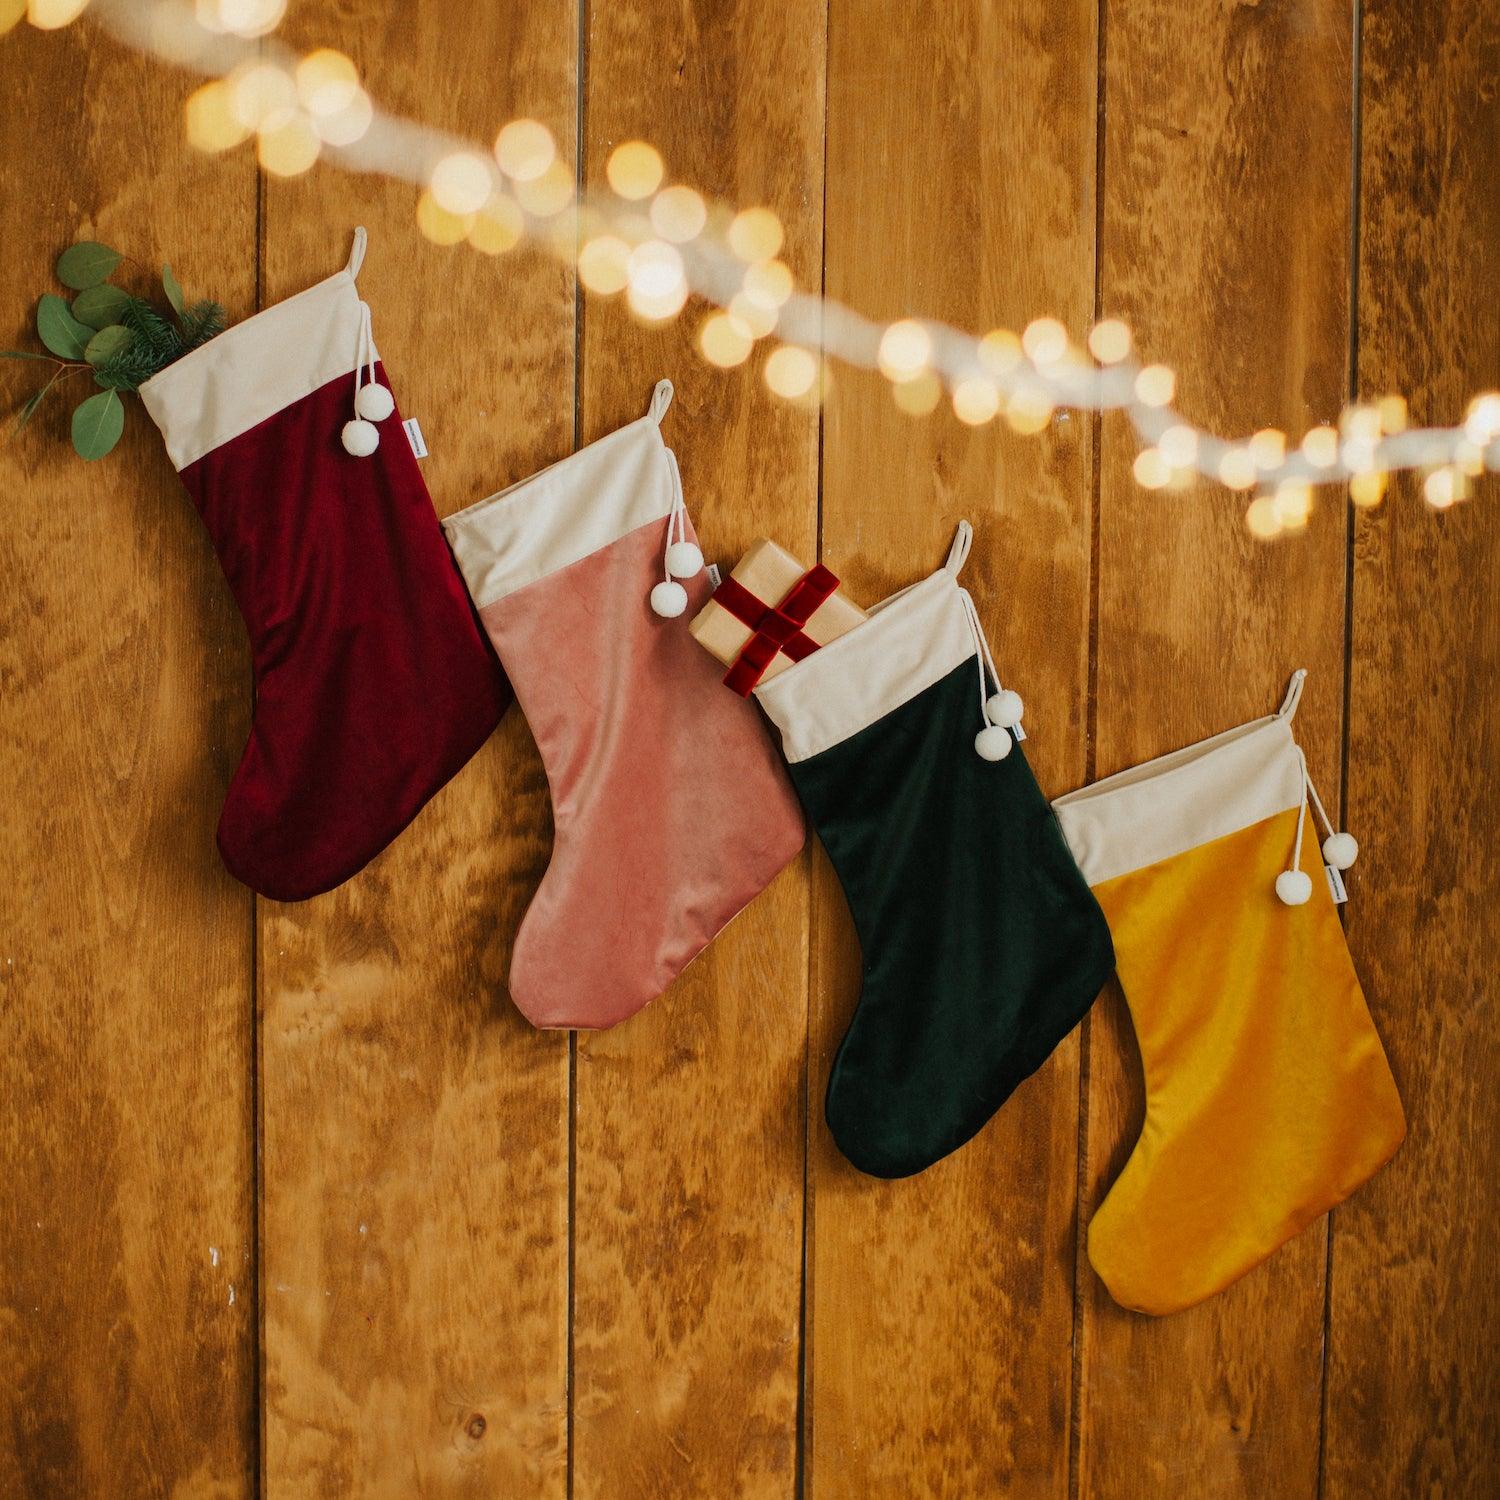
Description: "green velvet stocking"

(753, 523), (1115, 1177)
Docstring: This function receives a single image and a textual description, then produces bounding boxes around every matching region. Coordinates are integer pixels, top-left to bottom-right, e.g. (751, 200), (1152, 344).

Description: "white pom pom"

(986, 689), (1025, 729)
(650, 580), (688, 618)
(355, 382), (394, 422)
(341, 418), (380, 456)
(665, 540), (704, 578)
(1322, 832), (1358, 870)
(1275, 869), (1312, 906)
(975, 725), (1013, 761)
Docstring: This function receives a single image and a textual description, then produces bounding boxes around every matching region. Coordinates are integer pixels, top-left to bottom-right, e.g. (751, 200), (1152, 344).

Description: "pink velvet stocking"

(443, 381), (805, 1028)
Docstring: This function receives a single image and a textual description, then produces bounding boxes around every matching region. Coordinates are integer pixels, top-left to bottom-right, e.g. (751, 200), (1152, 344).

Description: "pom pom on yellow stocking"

(1053, 671), (1405, 1315)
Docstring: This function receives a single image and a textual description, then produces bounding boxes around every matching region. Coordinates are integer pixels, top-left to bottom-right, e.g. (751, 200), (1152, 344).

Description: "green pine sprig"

(3, 242), (228, 460)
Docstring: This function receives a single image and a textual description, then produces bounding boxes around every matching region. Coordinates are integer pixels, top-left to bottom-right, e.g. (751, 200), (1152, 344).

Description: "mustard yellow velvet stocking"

(1053, 672), (1405, 1316)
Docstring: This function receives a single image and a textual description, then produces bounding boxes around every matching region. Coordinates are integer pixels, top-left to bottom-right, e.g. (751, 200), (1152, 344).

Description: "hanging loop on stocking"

(649, 418), (704, 617)
(1278, 667), (1307, 722)
(957, 585), (1026, 761)
(944, 518), (975, 576)
(347, 225), (368, 281)
(342, 300), (394, 457)
(1277, 743), (1359, 905)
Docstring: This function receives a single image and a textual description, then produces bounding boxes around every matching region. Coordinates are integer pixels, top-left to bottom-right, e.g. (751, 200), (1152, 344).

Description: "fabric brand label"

(403, 417), (428, 459)
(706, 563), (722, 589)
(1325, 864), (1348, 904)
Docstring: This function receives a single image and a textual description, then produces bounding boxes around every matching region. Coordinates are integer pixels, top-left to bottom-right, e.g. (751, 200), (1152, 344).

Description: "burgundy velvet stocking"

(139, 229), (509, 900)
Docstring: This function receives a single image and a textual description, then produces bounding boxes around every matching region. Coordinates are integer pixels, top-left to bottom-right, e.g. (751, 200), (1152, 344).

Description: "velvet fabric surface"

(1085, 807), (1406, 1315)
(176, 366), (509, 900)
(788, 662), (1116, 1178)
(479, 520), (805, 1030)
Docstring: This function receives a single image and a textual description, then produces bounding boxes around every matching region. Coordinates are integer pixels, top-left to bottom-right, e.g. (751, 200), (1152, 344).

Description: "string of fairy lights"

(10, 0), (1500, 539)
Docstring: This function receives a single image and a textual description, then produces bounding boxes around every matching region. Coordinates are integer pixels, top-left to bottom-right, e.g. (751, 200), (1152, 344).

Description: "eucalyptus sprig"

(3, 241), (226, 460)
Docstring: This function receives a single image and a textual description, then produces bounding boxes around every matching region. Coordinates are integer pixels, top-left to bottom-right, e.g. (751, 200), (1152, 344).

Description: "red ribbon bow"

(713, 563), (841, 696)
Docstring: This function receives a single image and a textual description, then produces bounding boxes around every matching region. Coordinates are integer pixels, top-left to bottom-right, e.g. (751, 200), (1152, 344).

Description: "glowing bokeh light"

(578, 234), (632, 293)
(229, 63), (296, 131)
(430, 152), (495, 216)
(1424, 467), (1457, 508)
(727, 291), (777, 340)
(1245, 496), (1283, 539)
(627, 239), (687, 320)
(28, 0), (89, 28)
(1301, 425), (1340, 467)
(514, 159), (574, 217)
(184, 80), (250, 153)
(257, 115), (320, 177)
(953, 377), (1001, 426)
(1464, 392), (1500, 444)
(1217, 449), (1258, 490)
(1088, 319), (1132, 364)
(1248, 428), (1287, 470)
(1021, 317), (1068, 365)
(468, 197), (525, 256)
(1134, 448), (1172, 489)
(893, 371), (943, 416)
(1135, 364), (1176, 408)
(650, 185), (707, 243)
(741, 259), (794, 311)
(607, 141), (664, 200)
(764, 345), (818, 400)
(494, 118), (556, 182)
(296, 50), (359, 117)
(978, 329), (1022, 376)
(728, 206), (784, 263)
(209, 0), (286, 38)
(878, 320), (931, 382)
(416, 190), (473, 246)
(1005, 389), (1053, 434)
(1158, 424), (1198, 467)
(314, 87), (373, 146)
(699, 312), (753, 368)
(1273, 481), (1313, 528)
(1378, 394), (1408, 433)
(1349, 471), (1387, 507)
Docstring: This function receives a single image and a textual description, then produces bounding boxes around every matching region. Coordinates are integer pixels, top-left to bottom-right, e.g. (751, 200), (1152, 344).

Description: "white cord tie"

(649, 446), (702, 617)
(1276, 745), (1359, 905)
(341, 300), (394, 457)
(958, 586), (1025, 761)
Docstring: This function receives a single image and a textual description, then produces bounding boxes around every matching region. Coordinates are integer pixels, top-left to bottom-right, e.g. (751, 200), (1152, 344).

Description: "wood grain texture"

(813, 3), (1098, 1495)
(1078, 0), (1354, 1495)
(4, 3), (1499, 1497)
(256, 4), (576, 1494)
(0, 20), (257, 1500)
(570, 3), (822, 1496)
(1325, 2), (1500, 1494)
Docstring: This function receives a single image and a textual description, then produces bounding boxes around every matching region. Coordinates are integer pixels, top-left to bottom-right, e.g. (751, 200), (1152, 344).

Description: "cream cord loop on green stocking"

(957, 584), (1025, 761)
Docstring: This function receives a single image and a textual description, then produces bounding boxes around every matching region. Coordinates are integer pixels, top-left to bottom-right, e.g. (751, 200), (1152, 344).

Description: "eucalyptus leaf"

(1, 349), (57, 361)
(73, 283), (132, 330)
(36, 294), (91, 359)
(13, 387), (48, 433)
(162, 262), (186, 316)
(71, 389), (124, 460)
(56, 241), (123, 291)
(84, 325), (134, 366)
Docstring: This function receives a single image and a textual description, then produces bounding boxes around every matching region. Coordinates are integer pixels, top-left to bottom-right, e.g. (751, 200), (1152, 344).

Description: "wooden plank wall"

(0, 2), (1494, 1498)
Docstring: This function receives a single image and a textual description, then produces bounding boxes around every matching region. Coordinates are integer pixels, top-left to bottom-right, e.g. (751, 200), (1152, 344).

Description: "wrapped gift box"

(689, 538), (867, 695)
